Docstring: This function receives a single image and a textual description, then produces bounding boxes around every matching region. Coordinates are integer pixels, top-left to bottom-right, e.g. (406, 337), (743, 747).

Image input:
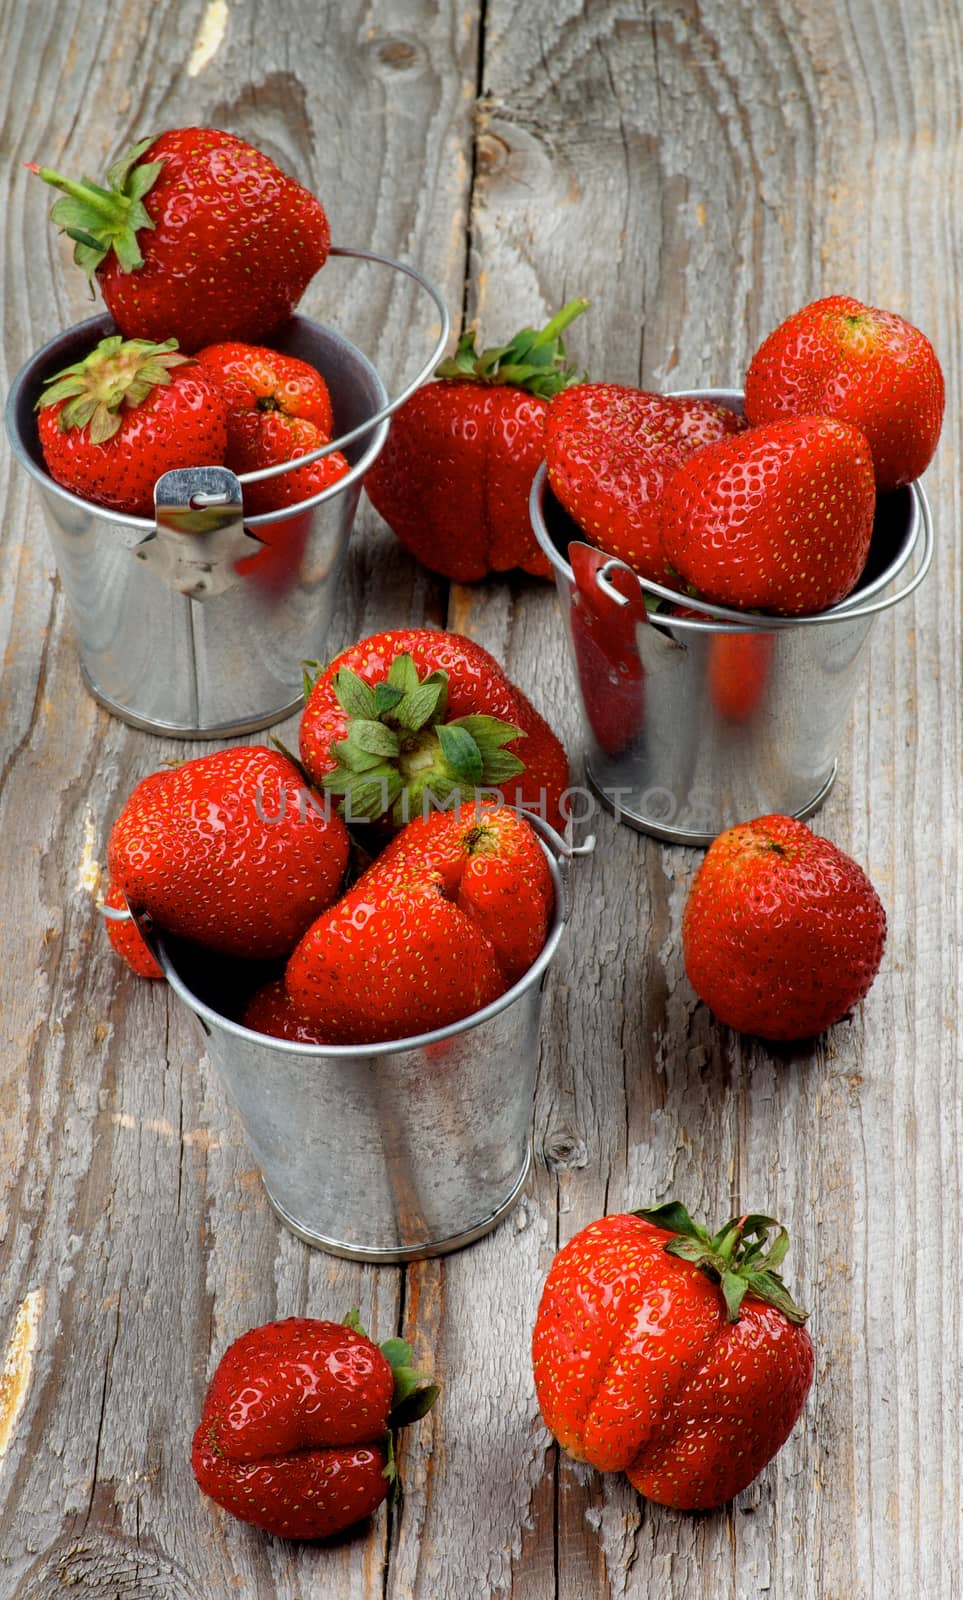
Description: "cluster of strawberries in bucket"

(29, 128), (942, 1539)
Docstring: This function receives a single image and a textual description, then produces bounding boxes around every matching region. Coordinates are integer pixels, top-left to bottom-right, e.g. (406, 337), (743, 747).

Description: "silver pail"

(5, 248), (448, 738)
(148, 828), (588, 1263)
(531, 389), (933, 846)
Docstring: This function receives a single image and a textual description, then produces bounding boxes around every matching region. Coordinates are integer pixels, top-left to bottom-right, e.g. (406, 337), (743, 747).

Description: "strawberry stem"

(635, 1201), (809, 1325)
(434, 298), (589, 399)
(29, 136), (161, 276)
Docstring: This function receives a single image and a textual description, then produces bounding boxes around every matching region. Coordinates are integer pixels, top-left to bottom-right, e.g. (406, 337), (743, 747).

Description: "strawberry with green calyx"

(36, 334), (229, 517)
(532, 1203), (813, 1510)
(29, 127), (330, 352)
(365, 299), (588, 580)
(319, 654), (525, 823)
(299, 628), (569, 831)
(192, 1310), (438, 1540)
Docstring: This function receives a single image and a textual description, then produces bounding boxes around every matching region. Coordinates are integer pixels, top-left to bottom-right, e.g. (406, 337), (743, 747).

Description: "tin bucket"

(140, 824), (590, 1263)
(5, 248), (449, 738)
(531, 389), (934, 845)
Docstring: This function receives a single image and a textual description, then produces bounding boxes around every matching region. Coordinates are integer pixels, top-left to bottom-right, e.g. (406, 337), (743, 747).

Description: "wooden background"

(1, 1), (959, 1595)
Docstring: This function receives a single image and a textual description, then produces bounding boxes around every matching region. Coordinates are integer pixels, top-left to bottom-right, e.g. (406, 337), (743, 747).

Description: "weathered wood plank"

(438, 1), (963, 1597)
(0, 2), (477, 1596)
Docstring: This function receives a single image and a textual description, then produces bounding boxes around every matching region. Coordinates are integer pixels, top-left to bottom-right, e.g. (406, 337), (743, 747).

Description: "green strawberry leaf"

(343, 1307), (366, 1336)
(379, 1338), (414, 1370)
(436, 723), (484, 785)
(390, 1382), (441, 1430)
(345, 720), (400, 760)
(720, 1270), (749, 1322)
(333, 666), (379, 721)
(373, 682), (405, 716)
(636, 1201), (708, 1244)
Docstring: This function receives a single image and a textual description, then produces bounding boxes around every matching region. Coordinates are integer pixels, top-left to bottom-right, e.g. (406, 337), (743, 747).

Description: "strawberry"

(545, 385), (746, 582)
(35, 334), (229, 517)
(192, 1311), (438, 1540)
(532, 1204), (814, 1510)
(107, 747), (349, 960)
(744, 295), (945, 490)
(194, 341), (349, 514)
(682, 813), (887, 1039)
(365, 301), (588, 580)
(285, 803), (553, 1042)
(568, 543), (646, 756)
(242, 979), (330, 1044)
(103, 878), (162, 980)
(30, 129), (330, 352)
(660, 416), (876, 615)
(299, 628), (570, 831)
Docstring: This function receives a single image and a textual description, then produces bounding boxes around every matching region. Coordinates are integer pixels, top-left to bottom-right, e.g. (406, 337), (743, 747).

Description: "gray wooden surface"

(0, 1), (959, 1596)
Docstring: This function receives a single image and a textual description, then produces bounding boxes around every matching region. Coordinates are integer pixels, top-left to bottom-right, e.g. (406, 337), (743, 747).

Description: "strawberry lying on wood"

(744, 295), (945, 490)
(365, 300), (588, 580)
(682, 813), (886, 1039)
(659, 415), (876, 615)
(195, 341), (349, 515)
(533, 1203), (814, 1510)
(299, 628), (570, 831)
(36, 334), (229, 517)
(285, 802), (553, 1043)
(30, 127), (330, 352)
(545, 385), (745, 583)
(107, 747), (349, 960)
(192, 1311), (438, 1540)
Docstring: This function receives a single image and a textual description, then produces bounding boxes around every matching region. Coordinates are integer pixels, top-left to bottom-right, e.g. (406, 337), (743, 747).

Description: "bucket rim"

(530, 386), (932, 631)
(153, 838), (569, 1059)
(5, 310), (391, 530)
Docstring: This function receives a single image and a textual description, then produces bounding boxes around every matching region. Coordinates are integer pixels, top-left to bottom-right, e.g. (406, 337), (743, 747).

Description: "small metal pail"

(149, 828), (587, 1263)
(5, 248), (448, 738)
(531, 389), (933, 846)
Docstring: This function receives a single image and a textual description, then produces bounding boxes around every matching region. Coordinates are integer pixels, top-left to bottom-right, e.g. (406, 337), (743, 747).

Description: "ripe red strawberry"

(103, 877), (162, 980)
(299, 628), (570, 831)
(365, 301), (588, 580)
(532, 1204), (814, 1510)
(242, 979), (330, 1044)
(35, 335), (229, 517)
(660, 416), (876, 615)
(546, 386), (746, 582)
(194, 341), (349, 514)
(192, 1311), (437, 1540)
(285, 803), (553, 1042)
(107, 747), (349, 960)
(744, 295), (945, 490)
(683, 814), (887, 1039)
(568, 543), (646, 755)
(30, 129), (330, 352)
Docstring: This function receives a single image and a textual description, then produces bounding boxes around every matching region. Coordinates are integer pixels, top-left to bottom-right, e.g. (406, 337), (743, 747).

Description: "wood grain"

(0, 0), (960, 1596)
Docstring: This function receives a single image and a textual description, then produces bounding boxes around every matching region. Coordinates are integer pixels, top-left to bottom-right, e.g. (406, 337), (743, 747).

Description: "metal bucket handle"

(593, 480), (934, 630)
(518, 812), (596, 923)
